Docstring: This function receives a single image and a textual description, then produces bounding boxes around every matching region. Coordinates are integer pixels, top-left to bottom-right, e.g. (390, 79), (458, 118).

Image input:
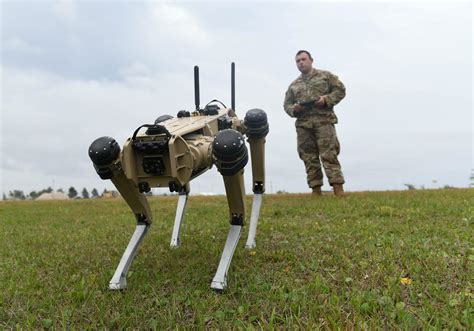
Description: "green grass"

(1, 189), (473, 329)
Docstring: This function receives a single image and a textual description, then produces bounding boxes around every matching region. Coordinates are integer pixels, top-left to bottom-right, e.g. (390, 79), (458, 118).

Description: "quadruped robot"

(88, 63), (268, 291)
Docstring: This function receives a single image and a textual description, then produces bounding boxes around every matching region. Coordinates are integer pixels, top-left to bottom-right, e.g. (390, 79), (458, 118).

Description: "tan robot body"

(88, 64), (268, 291)
(126, 111), (226, 190)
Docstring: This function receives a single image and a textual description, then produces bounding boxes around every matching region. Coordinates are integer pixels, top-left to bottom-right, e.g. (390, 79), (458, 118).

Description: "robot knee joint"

(244, 108), (269, 139)
(212, 129), (248, 176)
(88, 136), (121, 179)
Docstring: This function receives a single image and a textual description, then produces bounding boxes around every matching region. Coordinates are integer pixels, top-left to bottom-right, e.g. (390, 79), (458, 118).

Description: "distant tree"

(91, 188), (99, 198)
(102, 189), (108, 196)
(470, 169), (474, 188)
(82, 188), (90, 199)
(68, 187), (78, 199)
(404, 184), (416, 190)
(57, 188), (64, 193)
(29, 191), (40, 199)
(443, 185), (455, 189)
(10, 190), (26, 200)
(31, 187), (53, 197)
(2, 193), (6, 201)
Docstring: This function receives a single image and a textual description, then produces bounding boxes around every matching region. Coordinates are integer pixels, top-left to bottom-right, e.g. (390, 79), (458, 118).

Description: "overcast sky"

(1, 0), (472, 196)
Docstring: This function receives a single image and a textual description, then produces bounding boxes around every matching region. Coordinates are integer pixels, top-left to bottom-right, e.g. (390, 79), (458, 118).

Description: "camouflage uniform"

(284, 68), (346, 188)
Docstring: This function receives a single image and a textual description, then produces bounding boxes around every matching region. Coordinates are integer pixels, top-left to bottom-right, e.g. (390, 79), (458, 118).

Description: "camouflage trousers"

(295, 117), (345, 188)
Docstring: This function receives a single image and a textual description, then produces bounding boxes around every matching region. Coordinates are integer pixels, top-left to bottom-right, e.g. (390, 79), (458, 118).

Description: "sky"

(1, 0), (472, 196)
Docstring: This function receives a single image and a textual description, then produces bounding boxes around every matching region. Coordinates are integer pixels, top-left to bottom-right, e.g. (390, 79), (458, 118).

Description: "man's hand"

(293, 103), (304, 116)
(315, 95), (326, 108)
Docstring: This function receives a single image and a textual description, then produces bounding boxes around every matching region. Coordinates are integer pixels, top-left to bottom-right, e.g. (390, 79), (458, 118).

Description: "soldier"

(284, 50), (346, 196)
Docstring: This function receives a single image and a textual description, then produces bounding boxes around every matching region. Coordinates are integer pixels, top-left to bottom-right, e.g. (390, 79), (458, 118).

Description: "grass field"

(1, 189), (473, 329)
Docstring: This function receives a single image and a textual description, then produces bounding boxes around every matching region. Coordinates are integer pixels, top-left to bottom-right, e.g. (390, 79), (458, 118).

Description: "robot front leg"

(211, 129), (248, 291)
(108, 171), (153, 290)
(211, 171), (246, 291)
(170, 184), (190, 248)
(89, 137), (153, 290)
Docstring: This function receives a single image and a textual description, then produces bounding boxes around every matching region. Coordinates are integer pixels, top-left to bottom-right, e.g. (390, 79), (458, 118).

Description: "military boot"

(333, 184), (345, 197)
(312, 186), (322, 196)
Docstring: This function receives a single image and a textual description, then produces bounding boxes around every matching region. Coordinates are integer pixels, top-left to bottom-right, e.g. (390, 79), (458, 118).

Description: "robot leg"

(243, 108), (268, 249)
(170, 184), (190, 248)
(211, 129), (248, 291)
(89, 137), (153, 290)
(210, 171), (246, 291)
(108, 171), (153, 290)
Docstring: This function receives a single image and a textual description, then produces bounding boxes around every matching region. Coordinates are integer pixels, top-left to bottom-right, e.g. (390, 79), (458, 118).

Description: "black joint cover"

(179, 185), (189, 195)
(253, 182), (264, 194)
(169, 182), (182, 193)
(89, 136), (121, 167)
(177, 110), (191, 118)
(244, 108), (269, 139)
(155, 114), (174, 124)
(138, 182), (151, 193)
(204, 104), (219, 115)
(212, 129), (248, 176)
(97, 167), (114, 180)
(135, 213), (150, 224)
(230, 213), (244, 226)
(218, 117), (233, 131)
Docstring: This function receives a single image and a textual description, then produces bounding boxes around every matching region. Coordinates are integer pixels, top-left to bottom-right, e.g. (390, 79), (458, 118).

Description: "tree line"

(3, 187), (109, 201)
(4, 170), (473, 200)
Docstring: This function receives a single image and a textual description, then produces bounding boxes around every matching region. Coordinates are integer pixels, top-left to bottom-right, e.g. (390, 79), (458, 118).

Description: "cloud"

(2, 37), (45, 56)
(119, 62), (153, 78)
(51, 0), (79, 22)
(142, 2), (210, 48)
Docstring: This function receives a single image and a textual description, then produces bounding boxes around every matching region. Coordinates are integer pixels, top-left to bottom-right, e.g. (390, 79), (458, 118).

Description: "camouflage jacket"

(284, 68), (346, 123)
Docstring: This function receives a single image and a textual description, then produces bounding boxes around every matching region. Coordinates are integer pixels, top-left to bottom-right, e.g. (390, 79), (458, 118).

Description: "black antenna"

(194, 65), (200, 112)
(231, 62), (235, 112)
